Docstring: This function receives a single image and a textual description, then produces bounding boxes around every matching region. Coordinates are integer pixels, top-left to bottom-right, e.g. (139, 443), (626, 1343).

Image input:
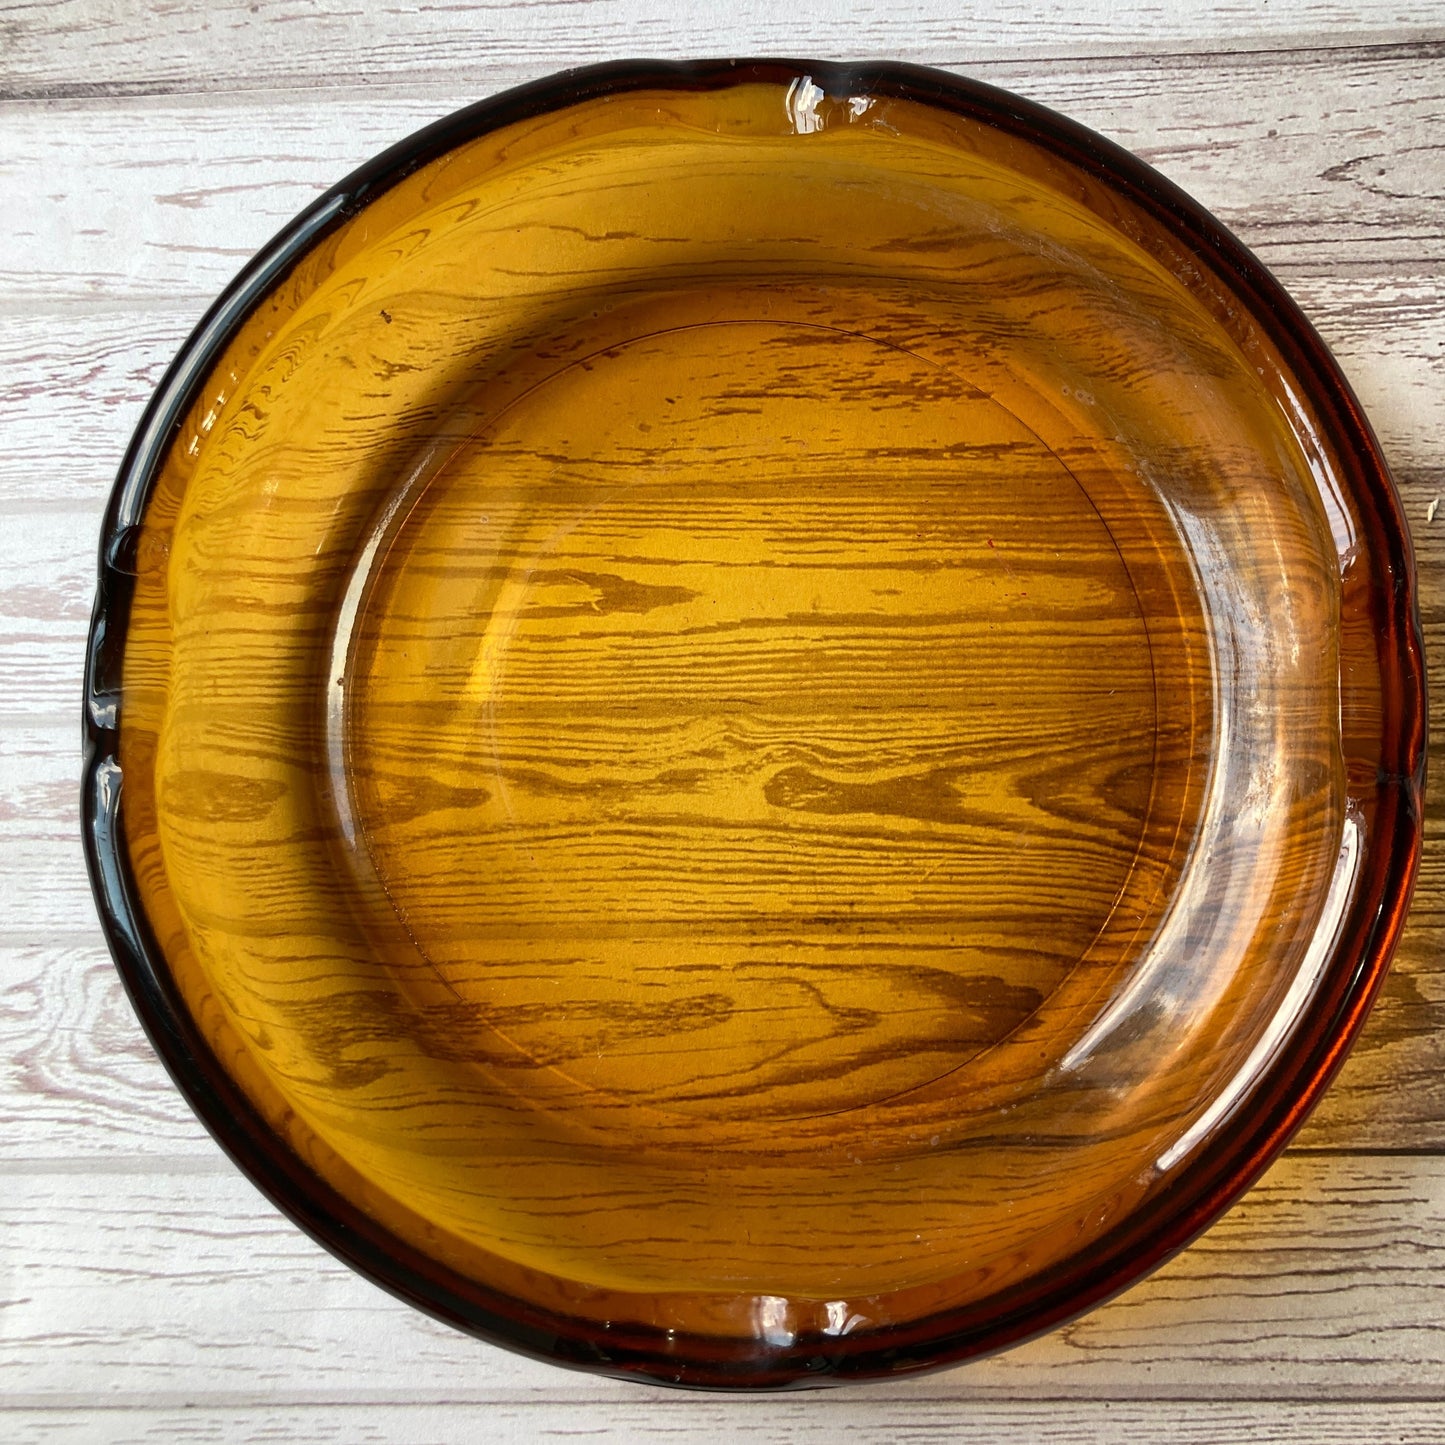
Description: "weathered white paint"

(2, 3), (1443, 1436)
(0, 1158), (1443, 1403)
(3, 0), (1441, 98)
(3, 47), (1444, 304)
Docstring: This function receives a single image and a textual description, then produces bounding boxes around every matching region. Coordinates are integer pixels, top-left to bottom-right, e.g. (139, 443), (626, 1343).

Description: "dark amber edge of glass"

(81, 59), (1427, 1391)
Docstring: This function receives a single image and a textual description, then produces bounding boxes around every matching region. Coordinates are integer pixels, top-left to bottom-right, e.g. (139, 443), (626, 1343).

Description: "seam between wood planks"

(1, 34), (1443, 104)
(1, 1390), (1444, 1409)
(2, 254), (1444, 319)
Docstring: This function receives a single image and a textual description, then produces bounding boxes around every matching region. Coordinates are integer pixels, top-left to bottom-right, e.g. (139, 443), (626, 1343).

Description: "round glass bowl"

(84, 60), (1425, 1388)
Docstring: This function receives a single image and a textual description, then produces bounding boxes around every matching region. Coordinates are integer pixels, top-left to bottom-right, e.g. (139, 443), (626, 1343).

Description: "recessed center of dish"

(344, 318), (1158, 1122)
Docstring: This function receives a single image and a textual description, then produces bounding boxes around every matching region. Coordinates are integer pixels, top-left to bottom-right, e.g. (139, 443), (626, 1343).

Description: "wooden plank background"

(1, 2), (1442, 1439)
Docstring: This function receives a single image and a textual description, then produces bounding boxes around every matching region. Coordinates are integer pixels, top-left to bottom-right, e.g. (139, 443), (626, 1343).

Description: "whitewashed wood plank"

(0, 302), (194, 510)
(0, 720), (91, 933)
(2, 267), (1441, 514)
(0, 936), (209, 1160)
(4, 1399), (1445, 1445)
(1, 5), (1436, 1435)
(1298, 272), (1445, 486)
(1299, 898), (1445, 1149)
(0, 512), (94, 714)
(6, 847), (1441, 1155)
(1, 46), (1443, 302)
(4, 716), (1439, 1155)
(3, 260), (1443, 1141)
(4, 704), (1443, 1159)
(4, 892), (1443, 1164)
(2, 336), (1433, 705)
(10, 771), (1445, 1162)
(5, 687), (1442, 1158)
(2, 271), (1439, 712)
(0, 1155), (1440, 1404)
(11, 518), (1445, 893)
(0, 302), (193, 510)
(3, 1), (1440, 98)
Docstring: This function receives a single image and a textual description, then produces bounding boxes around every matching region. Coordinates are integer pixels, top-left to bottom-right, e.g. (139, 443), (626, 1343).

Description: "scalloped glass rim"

(82, 58), (1426, 1389)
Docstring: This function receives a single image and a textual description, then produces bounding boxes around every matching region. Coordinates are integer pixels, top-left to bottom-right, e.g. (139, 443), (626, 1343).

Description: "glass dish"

(83, 60), (1425, 1389)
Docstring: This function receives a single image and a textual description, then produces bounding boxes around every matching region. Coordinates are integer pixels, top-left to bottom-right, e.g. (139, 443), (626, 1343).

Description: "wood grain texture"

(0, 265), (1431, 1147)
(2, 1), (1440, 97)
(3, 266), (1440, 724)
(2, 0), (1444, 1429)
(9, 1401), (1445, 1445)
(0, 518), (92, 713)
(3, 268), (1441, 520)
(3, 914), (1442, 1163)
(0, 1155), (1442, 1402)
(0, 934), (202, 1161)
(4, 44), (1444, 305)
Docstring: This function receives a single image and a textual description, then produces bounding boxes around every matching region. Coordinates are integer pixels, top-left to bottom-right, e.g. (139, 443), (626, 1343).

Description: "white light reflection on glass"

(1155, 812), (1361, 1172)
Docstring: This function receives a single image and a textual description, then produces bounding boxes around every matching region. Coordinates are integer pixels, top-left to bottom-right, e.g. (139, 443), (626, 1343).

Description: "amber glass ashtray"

(85, 61), (1425, 1388)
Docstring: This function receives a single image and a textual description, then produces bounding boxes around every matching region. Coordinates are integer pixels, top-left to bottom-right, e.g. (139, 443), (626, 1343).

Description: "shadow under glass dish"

(91, 63), (1423, 1386)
